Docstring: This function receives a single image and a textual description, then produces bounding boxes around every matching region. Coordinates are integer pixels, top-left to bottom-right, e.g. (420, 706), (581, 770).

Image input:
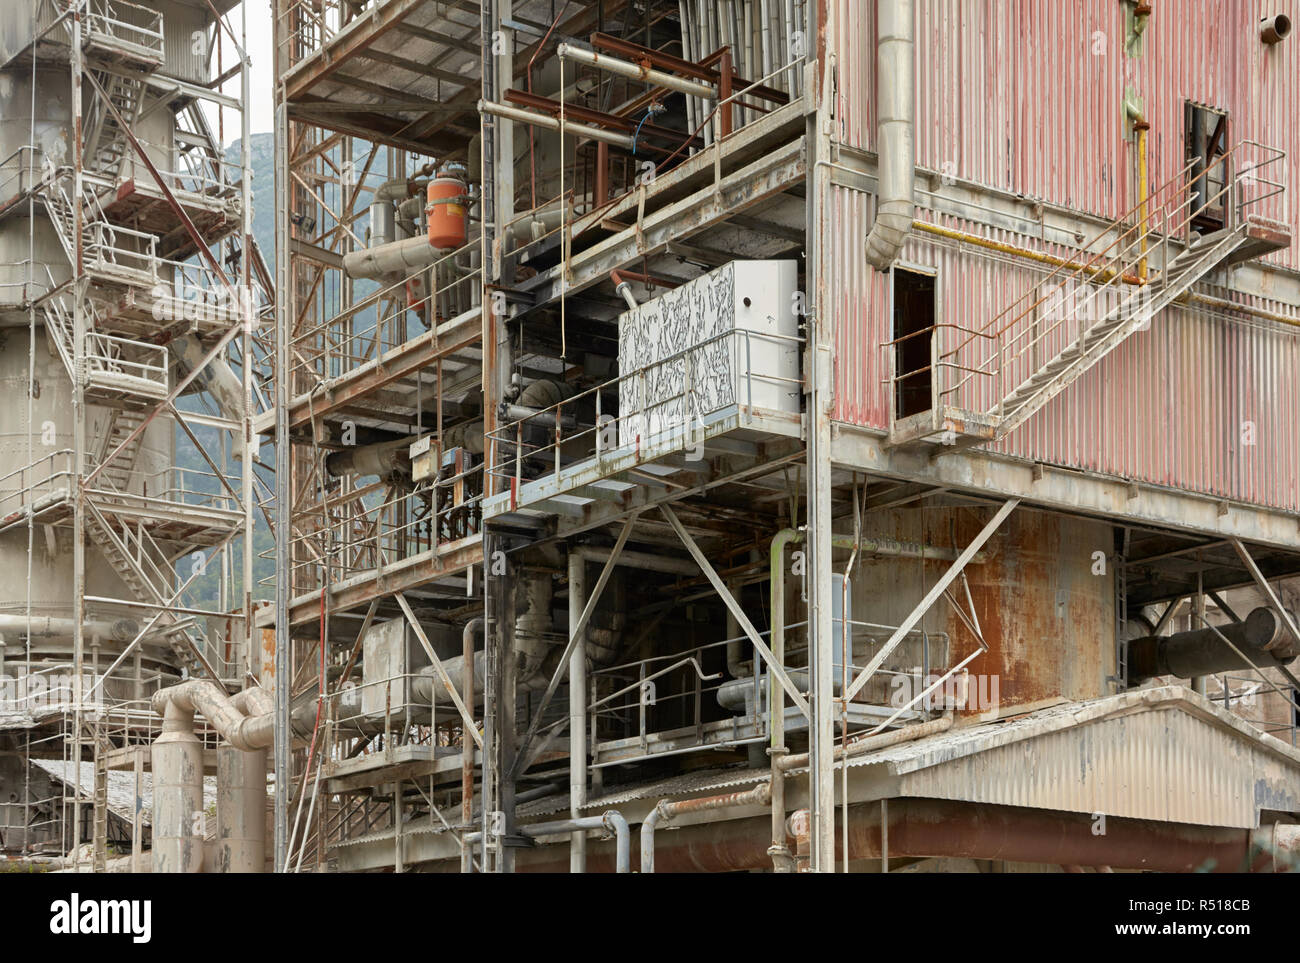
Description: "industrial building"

(1, 0), (1299, 874)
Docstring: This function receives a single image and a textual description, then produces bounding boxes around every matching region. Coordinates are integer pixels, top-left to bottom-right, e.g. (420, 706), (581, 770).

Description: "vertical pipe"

(568, 550), (588, 872)
(768, 530), (797, 871)
(806, 0), (836, 873)
(151, 702), (204, 872)
(1136, 121), (1150, 282)
(272, 0), (292, 875)
(461, 617), (482, 872)
(217, 745), (266, 872)
(70, 0), (86, 873)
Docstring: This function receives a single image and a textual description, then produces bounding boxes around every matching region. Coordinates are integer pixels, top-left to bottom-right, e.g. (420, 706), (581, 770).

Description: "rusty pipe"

(461, 617), (483, 872)
(640, 783), (771, 872)
(506, 800), (1300, 873)
(777, 709), (955, 773)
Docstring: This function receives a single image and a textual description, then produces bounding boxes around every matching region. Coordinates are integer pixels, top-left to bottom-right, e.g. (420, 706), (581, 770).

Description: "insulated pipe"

(152, 680), (274, 751)
(342, 234), (444, 280)
(1128, 607), (1298, 682)
(478, 99), (636, 150)
(216, 744), (266, 873)
(555, 44), (719, 101)
(151, 699), (204, 873)
(768, 528), (798, 872)
(568, 551), (589, 873)
(864, 0), (915, 270)
(168, 334), (246, 424)
(325, 438), (412, 480)
(508, 799), (1300, 874)
(0, 615), (140, 641)
(641, 783), (771, 873)
(522, 812), (631, 873)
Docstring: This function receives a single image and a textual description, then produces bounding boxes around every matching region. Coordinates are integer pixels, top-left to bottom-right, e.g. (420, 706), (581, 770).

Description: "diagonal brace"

(395, 593), (482, 749)
(660, 504), (811, 719)
(844, 498), (1019, 703)
(510, 512), (640, 780)
(1229, 537), (1300, 652)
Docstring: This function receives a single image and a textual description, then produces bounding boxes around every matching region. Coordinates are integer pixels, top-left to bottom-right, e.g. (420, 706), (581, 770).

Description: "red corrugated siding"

(829, 1), (1300, 511)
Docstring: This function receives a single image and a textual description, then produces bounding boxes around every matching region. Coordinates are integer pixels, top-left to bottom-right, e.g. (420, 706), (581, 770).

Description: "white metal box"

(617, 259), (800, 447)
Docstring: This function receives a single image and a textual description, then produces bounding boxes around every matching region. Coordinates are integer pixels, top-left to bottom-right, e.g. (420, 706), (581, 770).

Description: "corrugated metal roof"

(854, 684), (1300, 828)
(31, 760), (218, 828)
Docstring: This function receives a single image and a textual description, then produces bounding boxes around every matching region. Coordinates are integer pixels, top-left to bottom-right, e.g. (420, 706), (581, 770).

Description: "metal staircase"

(889, 140), (1290, 448)
(84, 69), (150, 183)
(84, 503), (220, 682)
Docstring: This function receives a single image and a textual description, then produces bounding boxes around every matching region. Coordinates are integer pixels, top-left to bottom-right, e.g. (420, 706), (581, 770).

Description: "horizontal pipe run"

(521, 812), (631, 873)
(556, 44), (718, 100)
(501, 800), (1300, 874)
(641, 784), (771, 873)
(479, 99), (635, 150)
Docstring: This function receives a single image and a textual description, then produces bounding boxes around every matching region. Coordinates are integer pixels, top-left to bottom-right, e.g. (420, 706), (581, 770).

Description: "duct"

(864, 0), (915, 270)
(152, 680), (274, 752)
(0, 615), (141, 641)
(521, 812), (631, 873)
(325, 437), (412, 480)
(507, 800), (1300, 874)
(641, 784), (771, 873)
(216, 745), (266, 873)
(151, 699), (204, 873)
(167, 333), (245, 423)
(1260, 14), (1292, 44)
(342, 234), (444, 280)
(1128, 607), (1299, 682)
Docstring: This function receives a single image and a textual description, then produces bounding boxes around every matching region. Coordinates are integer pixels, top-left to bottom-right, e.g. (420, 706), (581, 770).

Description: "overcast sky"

(213, 2), (275, 142)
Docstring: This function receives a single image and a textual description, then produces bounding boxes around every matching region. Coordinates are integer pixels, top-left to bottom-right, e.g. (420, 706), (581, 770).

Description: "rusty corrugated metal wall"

(829, 0), (1300, 512)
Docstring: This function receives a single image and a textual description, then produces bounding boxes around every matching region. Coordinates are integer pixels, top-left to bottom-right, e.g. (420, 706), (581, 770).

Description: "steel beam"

(843, 499), (1019, 703)
(660, 505), (811, 718)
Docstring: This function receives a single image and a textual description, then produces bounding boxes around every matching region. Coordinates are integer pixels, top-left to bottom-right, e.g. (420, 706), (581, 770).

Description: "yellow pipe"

(911, 220), (1142, 285)
(1135, 121), (1150, 282)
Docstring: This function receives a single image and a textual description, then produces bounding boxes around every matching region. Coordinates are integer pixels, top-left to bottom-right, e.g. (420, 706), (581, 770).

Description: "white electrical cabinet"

(616, 259), (800, 448)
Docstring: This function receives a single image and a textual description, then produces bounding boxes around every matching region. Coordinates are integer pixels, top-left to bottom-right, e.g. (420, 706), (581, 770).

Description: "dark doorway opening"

(893, 268), (936, 420)
(1186, 101), (1229, 236)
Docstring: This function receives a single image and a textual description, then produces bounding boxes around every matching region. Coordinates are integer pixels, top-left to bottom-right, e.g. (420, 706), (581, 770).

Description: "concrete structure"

(0, 0), (271, 869)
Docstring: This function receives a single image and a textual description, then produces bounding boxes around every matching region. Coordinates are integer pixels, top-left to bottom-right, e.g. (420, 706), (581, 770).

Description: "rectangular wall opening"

(1185, 101), (1229, 235)
(893, 267), (936, 421)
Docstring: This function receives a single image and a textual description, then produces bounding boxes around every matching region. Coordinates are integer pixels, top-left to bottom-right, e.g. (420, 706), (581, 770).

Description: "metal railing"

(485, 326), (802, 497)
(290, 239), (481, 388)
(277, 461), (483, 593)
(78, 0), (165, 60)
(887, 140), (1287, 422)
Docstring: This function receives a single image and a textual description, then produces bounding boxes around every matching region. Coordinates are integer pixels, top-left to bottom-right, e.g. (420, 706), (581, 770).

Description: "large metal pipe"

(641, 783), (771, 873)
(151, 699), (205, 873)
(1128, 607), (1298, 682)
(478, 99), (636, 150)
(216, 745), (266, 873)
(864, 0), (915, 270)
(0, 615), (140, 641)
(555, 44), (719, 100)
(568, 550), (588, 873)
(152, 680), (274, 751)
(507, 799), (1300, 874)
(342, 234), (443, 279)
(325, 438), (412, 480)
(461, 617), (482, 873)
(167, 333), (246, 424)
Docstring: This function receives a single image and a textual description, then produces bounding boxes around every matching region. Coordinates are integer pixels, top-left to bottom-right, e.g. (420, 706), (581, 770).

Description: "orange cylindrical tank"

(426, 173), (468, 249)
